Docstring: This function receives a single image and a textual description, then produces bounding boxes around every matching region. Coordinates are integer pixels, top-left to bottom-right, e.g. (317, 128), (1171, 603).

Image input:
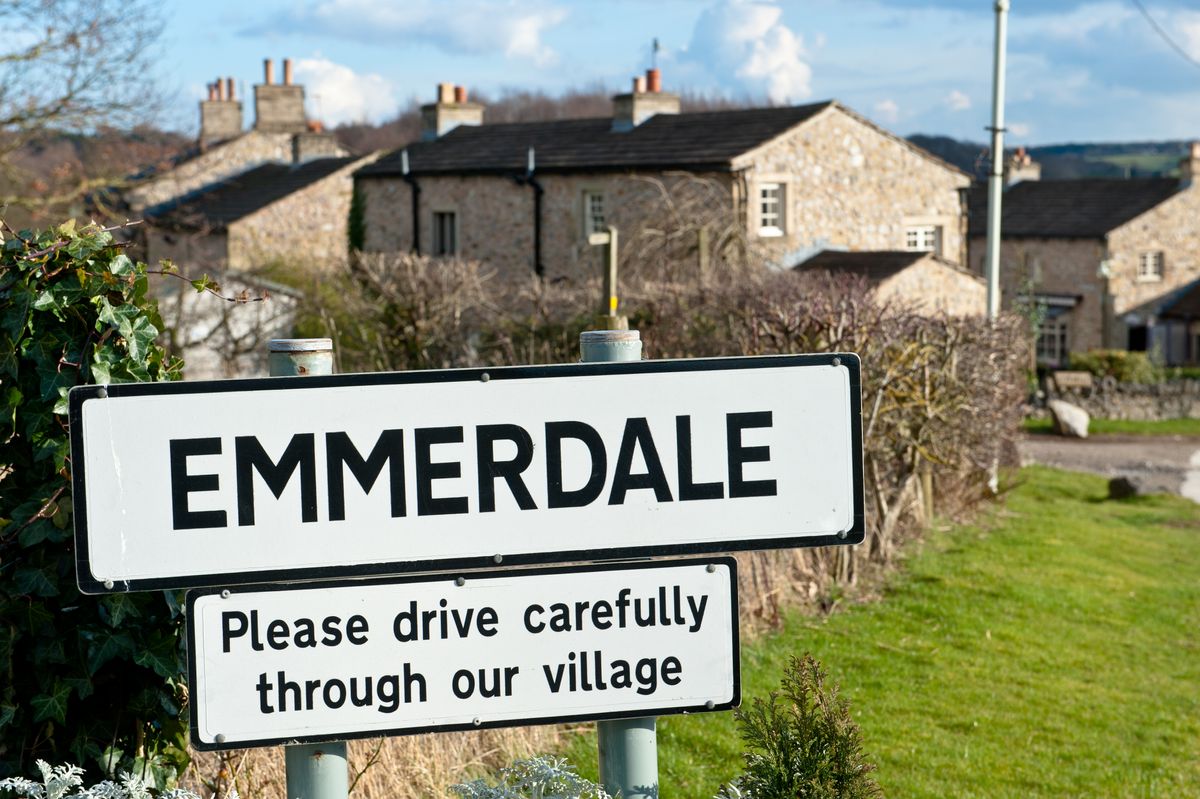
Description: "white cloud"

(294, 57), (396, 126)
(1012, 1), (1133, 41)
(253, 0), (567, 66)
(1008, 121), (1031, 137)
(683, 0), (812, 103)
(1175, 10), (1200, 60)
(945, 89), (970, 111)
(873, 99), (899, 124)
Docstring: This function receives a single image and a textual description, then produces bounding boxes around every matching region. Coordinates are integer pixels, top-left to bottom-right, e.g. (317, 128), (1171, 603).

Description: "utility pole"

(985, 0), (1010, 321)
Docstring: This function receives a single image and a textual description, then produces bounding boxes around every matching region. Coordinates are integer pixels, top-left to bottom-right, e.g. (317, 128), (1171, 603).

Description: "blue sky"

(159, 0), (1200, 146)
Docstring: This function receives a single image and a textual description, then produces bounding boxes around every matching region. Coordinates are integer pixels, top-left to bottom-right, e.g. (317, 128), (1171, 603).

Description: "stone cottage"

(143, 154), (377, 272)
(124, 58), (348, 216)
(795, 250), (985, 316)
(354, 72), (972, 290)
(967, 146), (1200, 366)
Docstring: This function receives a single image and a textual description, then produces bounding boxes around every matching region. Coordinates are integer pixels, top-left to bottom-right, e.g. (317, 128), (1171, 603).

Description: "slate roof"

(966, 178), (1181, 239)
(1159, 278), (1200, 320)
(358, 103), (837, 177)
(147, 157), (357, 231)
(794, 250), (930, 282)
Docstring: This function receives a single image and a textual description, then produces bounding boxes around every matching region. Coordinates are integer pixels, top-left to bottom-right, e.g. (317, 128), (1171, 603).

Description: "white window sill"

(757, 227), (785, 238)
(1136, 274), (1163, 283)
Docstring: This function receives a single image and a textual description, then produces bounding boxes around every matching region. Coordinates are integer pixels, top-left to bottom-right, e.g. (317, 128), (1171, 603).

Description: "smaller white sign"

(187, 559), (739, 749)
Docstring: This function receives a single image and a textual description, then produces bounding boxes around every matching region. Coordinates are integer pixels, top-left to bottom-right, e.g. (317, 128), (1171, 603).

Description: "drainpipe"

(401, 148), (421, 255)
(514, 147), (545, 278)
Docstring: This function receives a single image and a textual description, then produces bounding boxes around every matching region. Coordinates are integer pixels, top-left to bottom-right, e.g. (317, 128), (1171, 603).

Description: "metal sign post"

(268, 339), (349, 799)
(580, 329), (659, 799)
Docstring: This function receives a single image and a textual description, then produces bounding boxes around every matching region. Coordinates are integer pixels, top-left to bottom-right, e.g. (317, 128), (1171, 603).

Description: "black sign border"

(71, 353), (864, 594)
(186, 557), (741, 751)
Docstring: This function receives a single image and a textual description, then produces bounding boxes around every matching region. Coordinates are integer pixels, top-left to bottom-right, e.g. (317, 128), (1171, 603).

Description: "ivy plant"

(0, 221), (188, 784)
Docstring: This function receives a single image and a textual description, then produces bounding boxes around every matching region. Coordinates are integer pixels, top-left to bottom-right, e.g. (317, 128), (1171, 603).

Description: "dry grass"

(182, 725), (568, 799)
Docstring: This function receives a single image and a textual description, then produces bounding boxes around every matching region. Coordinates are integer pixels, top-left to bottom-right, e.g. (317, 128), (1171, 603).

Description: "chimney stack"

(1003, 146), (1041, 186)
(254, 56), (306, 133)
(1180, 141), (1200, 188)
(200, 72), (243, 147)
(613, 68), (679, 131)
(421, 81), (484, 141)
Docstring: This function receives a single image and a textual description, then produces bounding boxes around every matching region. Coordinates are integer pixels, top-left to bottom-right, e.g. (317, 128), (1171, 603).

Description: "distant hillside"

(908, 134), (1190, 180)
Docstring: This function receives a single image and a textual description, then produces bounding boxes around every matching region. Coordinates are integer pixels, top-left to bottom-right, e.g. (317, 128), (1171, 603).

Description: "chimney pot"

(207, 83), (215, 101)
(263, 58), (274, 85)
(454, 85), (467, 104)
(437, 82), (455, 104)
(633, 75), (647, 93)
(217, 79), (226, 101)
(646, 68), (661, 93)
(226, 77), (235, 102)
(283, 58), (293, 86)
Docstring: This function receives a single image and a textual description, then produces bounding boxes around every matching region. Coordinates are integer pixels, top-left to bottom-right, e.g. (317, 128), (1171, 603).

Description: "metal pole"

(984, 0), (1010, 321)
(268, 338), (350, 799)
(579, 329), (657, 799)
(603, 225), (619, 320)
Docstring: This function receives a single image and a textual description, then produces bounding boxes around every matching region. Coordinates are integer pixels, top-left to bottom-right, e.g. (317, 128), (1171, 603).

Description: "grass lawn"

(560, 467), (1200, 797)
(1024, 416), (1200, 436)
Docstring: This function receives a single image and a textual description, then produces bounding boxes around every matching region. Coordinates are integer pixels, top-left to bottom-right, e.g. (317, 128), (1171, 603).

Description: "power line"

(1130, 0), (1200, 72)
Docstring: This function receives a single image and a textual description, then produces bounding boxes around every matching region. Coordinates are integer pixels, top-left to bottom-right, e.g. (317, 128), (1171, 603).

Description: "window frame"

(756, 182), (785, 237)
(1137, 250), (1164, 282)
(1035, 316), (1070, 366)
(582, 190), (607, 238)
(905, 224), (943, 256)
(431, 210), (458, 257)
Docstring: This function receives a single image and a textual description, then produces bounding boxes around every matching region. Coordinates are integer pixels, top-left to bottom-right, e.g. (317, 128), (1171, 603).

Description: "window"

(583, 191), (606, 237)
(1137, 251), (1164, 281)
(905, 225), (942, 256)
(432, 211), (457, 256)
(1128, 325), (1148, 352)
(1036, 317), (1069, 366)
(758, 183), (784, 236)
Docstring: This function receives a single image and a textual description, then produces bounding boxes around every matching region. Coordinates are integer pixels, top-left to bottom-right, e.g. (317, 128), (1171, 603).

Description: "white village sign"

(70, 354), (863, 594)
(187, 559), (738, 749)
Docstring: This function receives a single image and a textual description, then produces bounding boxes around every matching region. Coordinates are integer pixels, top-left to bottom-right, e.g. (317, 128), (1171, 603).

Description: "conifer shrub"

(720, 655), (881, 799)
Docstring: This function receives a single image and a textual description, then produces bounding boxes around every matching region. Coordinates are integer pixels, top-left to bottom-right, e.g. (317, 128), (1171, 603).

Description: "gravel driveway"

(1018, 435), (1200, 503)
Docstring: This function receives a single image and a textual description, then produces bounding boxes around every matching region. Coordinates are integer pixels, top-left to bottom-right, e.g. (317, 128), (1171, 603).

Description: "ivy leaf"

(125, 315), (159, 363)
(108, 254), (134, 276)
(14, 565), (59, 597)
(87, 629), (134, 672)
(101, 594), (139, 627)
(0, 705), (16, 731)
(134, 634), (182, 679)
(31, 681), (71, 724)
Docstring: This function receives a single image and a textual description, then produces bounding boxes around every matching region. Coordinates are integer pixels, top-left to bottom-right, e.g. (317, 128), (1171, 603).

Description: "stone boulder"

(1108, 473), (1176, 499)
(1048, 399), (1089, 438)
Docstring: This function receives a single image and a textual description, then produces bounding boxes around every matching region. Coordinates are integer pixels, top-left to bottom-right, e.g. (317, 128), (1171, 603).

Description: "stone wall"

(127, 131), (296, 212)
(738, 105), (971, 266)
(359, 170), (737, 285)
(966, 235), (1108, 352)
(145, 227), (229, 274)
(1044, 380), (1200, 421)
(876, 255), (986, 316)
(228, 154), (378, 273)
